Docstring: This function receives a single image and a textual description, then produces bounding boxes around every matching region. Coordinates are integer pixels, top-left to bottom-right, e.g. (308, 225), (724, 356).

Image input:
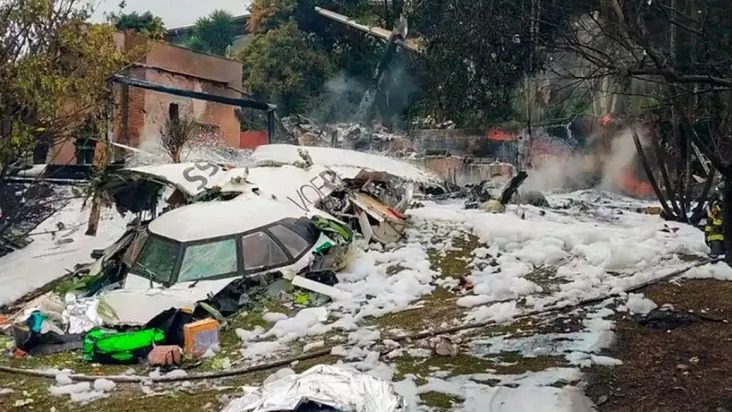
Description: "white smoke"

(522, 152), (599, 192)
(599, 128), (642, 191)
(523, 127), (649, 194)
(312, 72), (368, 123)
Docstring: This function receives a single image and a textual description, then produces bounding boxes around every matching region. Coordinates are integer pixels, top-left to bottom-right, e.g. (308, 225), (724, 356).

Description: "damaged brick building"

(49, 31), (244, 165)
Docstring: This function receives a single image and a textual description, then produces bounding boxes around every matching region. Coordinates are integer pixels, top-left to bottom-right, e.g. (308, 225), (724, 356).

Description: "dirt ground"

(586, 279), (732, 412)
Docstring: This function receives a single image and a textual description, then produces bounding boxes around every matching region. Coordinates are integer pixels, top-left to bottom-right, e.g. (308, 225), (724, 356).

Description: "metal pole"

(267, 110), (275, 144)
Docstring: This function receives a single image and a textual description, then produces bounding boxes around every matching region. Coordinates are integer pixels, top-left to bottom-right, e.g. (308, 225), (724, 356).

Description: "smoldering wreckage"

(0, 144), (551, 411)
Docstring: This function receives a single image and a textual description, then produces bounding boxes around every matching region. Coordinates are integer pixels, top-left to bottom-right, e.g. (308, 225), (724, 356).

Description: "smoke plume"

(523, 126), (651, 195)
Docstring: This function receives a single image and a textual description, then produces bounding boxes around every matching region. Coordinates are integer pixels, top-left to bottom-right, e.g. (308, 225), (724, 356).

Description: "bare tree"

(538, 0), (732, 262)
(160, 112), (200, 163)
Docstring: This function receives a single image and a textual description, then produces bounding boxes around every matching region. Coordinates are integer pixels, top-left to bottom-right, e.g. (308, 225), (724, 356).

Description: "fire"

(599, 114), (613, 127)
(619, 167), (654, 198)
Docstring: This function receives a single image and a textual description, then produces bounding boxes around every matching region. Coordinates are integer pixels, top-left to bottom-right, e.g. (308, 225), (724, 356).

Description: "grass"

(427, 234), (481, 280)
(525, 265), (563, 295)
(392, 350), (564, 381)
(370, 232), (484, 333)
(420, 391), (461, 410)
(207, 298), (296, 371)
(0, 350), (139, 376)
(393, 353), (496, 379)
(491, 352), (564, 375)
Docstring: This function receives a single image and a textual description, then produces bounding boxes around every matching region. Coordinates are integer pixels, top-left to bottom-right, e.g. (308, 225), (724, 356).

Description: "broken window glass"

(241, 232), (288, 271)
(134, 237), (178, 284)
(269, 224), (311, 258)
(179, 239), (238, 282)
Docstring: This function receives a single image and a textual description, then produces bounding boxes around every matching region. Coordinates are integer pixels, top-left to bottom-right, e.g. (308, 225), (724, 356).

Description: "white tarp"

(222, 364), (404, 412)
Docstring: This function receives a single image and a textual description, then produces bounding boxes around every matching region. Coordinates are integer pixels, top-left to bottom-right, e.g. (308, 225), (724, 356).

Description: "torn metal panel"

(244, 164), (343, 214)
(350, 192), (407, 245)
(102, 145), (443, 221)
(291, 275), (352, 301)
(370, 220), (405, 245)
(99, 162), (249, 214)
(357, 211), (374, 244)
(102, 161), (347, 217)
(96, 288), (206, 327)
(350, 192), (405, 223)
(251, 144), (444, 188)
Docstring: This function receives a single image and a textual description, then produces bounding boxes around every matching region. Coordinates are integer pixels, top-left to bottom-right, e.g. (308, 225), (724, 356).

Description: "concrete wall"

(135, 38), (243, 151)
(410, 129), (485, 155)
(412, 157), (515, 186)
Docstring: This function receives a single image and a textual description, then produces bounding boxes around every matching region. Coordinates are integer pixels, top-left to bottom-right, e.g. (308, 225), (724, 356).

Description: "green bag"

(82, 328), (165, 364)
(312, 216), (353, 243)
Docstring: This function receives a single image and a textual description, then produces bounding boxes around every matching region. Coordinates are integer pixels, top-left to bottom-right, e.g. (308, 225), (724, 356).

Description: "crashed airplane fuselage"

(88, 145), (445, 324)
(98, 197), (346, 326)
(101, 144), (444, 242)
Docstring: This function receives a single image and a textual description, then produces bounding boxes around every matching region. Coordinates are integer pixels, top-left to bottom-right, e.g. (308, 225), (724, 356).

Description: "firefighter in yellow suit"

(705, 188), (724, 257)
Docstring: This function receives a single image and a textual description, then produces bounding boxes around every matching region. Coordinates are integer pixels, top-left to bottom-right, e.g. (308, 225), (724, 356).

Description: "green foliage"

(185, 35), (209, 54)
(188, 10), (236, 56)
(243, 0), (385, 116)
(248, 0), (297, 33)
(0, 0), (129, 173)
(241, 0), (591, 126)
(109, 11), (166, 39)
(241, 22), (334, 114)
(409, 0), (541, 126)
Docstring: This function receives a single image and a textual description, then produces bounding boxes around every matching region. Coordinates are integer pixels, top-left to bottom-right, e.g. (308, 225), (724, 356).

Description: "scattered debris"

(638, 310), (698, 330)
(430, 336), (459, 357)
(281, 116), (413, 153)
(13, 398), (33, 407)
(147, 345), (183, 366)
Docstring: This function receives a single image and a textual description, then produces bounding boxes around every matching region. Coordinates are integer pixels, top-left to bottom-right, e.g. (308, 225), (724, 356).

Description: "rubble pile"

(281, 115), (413, 154)
(410, 115), (456, 130)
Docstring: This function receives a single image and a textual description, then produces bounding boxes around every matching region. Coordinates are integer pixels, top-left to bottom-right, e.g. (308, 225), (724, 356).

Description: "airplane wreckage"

(1, 145), (450, 360)
(3, 144), (541, 364)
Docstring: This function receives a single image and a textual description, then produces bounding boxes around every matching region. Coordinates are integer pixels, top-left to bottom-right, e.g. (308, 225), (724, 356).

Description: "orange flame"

(619, 167), (654, 198)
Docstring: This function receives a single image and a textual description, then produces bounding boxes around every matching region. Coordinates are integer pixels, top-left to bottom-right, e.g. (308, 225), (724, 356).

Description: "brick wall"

(48, 32), (246, 165)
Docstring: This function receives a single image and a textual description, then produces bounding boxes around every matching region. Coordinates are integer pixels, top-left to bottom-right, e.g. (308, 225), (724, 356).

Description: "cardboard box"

(183, 318), (220, 357)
